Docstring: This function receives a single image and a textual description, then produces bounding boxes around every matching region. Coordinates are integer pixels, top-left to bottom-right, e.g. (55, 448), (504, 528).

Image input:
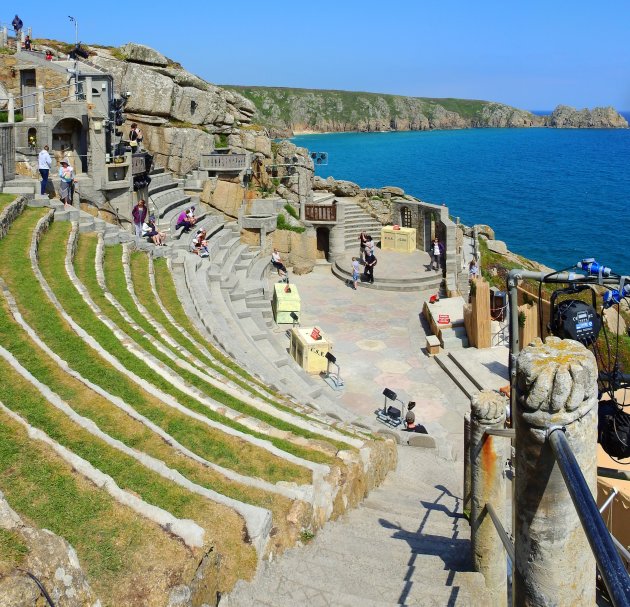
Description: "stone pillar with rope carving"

(514, 336), (598, 606)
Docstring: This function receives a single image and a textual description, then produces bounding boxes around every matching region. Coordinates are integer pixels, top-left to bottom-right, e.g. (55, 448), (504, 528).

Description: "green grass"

(0, 288), (294, 516)
(129, 251), (329, 423)
(0, 408), (183, 587)
(0, 210), (312, 483)
(0, 528), (29, 570)
(277, 214), (305, 233)
(0, 356), (232, 536)
(94, 243), (341, 459)
(0, 194), (16, 210)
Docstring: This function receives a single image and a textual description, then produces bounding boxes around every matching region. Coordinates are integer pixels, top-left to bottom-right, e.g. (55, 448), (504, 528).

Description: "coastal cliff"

(222, 86), (628, 136)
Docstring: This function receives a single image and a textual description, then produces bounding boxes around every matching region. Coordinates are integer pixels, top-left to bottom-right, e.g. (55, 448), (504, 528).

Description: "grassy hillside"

(222, 85), (518, 134)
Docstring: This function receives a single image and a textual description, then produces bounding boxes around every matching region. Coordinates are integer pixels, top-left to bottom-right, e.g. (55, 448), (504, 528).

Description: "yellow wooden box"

(272, 283), (301, 324)
(290, 327), (332, 374)
(380, 226), (417, 253)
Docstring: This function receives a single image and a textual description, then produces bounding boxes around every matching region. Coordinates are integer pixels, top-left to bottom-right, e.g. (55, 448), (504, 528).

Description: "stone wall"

(0, 124), (15, 181)
(0, 195), (25, 239)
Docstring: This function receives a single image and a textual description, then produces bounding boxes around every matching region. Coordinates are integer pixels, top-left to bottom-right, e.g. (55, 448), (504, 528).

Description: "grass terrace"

(91, 240), (347, 459)
(0, 210), (312, 484)
(0, 406), (204, 605)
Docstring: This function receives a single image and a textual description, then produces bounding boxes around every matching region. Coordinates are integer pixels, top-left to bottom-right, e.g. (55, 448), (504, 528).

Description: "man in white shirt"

(38, 145), (52, 195)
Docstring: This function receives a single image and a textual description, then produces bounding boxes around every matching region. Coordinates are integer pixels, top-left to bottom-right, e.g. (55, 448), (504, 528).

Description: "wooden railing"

(305, 204), (336, 222)
(200, 153), (248, 171)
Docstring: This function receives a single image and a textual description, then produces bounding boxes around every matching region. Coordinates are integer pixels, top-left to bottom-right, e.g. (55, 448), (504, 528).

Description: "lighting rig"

(507, 257), (630, 462)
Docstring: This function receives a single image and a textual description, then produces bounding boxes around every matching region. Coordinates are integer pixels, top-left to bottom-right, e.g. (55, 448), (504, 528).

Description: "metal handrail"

(0, 82), (83, 104)
(486, 502), (515, 563)
(547, 427), (630, 606)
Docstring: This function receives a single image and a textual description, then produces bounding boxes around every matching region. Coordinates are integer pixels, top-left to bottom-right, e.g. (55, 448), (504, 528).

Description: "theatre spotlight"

(289, 311), (299, 327)
(382, 388), (397, 401)
(322, 351), (343, 390)
(376, 388), (406, 428)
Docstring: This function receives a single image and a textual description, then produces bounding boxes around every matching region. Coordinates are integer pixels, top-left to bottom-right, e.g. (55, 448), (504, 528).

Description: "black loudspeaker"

(383, 388), (397, 401)
(386, 406), (401, 420)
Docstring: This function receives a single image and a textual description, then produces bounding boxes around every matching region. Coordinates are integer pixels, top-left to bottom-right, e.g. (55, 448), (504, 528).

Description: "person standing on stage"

(364, 252), (377, 284)
(38, 145), (52, 195)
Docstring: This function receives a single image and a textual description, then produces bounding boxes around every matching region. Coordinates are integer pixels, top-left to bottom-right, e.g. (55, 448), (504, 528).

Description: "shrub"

(277, 214), (305, 233)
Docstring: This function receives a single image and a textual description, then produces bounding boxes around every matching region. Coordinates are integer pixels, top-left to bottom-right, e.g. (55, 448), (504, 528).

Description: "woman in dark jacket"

(132, 199), (148, 239)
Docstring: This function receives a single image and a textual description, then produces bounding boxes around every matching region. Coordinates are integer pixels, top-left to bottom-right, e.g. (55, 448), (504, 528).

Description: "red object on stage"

(392, 224), (400, 230)
(429, 294), (440, 304)
(310, 327), (321, 340)
(437, 314), (451, 324)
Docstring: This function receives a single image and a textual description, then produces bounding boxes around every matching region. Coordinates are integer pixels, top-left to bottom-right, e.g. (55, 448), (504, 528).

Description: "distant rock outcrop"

(545, 105), (629, 128)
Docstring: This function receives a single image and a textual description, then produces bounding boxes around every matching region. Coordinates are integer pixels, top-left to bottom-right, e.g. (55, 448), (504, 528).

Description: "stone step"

(434, 355), (477, 401)
(440, 327), (470, 350)
(331, 262), (442, 293)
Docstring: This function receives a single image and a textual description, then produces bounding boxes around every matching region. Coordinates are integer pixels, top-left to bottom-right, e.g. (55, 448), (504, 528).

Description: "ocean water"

(293, 122), (630, 275)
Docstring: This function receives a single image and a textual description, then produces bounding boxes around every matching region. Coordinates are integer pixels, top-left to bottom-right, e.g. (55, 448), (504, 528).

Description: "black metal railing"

(547, 427), (630, 606)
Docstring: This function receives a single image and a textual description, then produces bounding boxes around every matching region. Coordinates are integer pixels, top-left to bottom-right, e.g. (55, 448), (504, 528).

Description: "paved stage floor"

(267, 251), (509, 461)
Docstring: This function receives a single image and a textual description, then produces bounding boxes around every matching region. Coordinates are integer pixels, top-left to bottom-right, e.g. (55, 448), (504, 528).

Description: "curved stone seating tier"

(147, 171), (178, 197)
(149, 187), (192, 219)
(175, 233), (362, 424)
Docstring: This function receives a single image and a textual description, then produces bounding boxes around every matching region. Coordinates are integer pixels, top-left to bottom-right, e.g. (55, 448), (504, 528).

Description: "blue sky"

(13, 0), (630, 110)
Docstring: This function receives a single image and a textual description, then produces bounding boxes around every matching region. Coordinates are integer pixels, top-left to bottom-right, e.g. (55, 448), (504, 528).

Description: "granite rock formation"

(0, 491), (98, 606)
(545, 105), (629, 128)
(87, 43), (258, 174)
(225, 86), (628, 136)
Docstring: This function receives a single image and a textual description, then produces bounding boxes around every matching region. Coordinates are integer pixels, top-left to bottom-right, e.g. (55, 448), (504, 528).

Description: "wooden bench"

(426, 334), (441, 356)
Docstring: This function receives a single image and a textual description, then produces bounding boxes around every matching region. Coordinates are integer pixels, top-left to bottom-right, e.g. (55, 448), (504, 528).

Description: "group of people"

(38, 145), (77, 207)
(131, 199), (167, 246)
(352, 231), (378, 289)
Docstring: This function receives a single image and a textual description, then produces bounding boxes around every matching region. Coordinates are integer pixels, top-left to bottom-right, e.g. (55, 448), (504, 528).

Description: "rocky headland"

(223, 86), (628, 137)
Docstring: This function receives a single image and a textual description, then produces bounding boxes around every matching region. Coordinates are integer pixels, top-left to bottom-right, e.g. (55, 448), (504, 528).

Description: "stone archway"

(316, 226), (330, 260)
(52, 117), (87, 173)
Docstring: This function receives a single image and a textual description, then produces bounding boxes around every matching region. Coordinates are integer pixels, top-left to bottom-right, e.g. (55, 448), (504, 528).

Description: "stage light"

(383, 388), (397, 401)
(325, 352), (336, 364)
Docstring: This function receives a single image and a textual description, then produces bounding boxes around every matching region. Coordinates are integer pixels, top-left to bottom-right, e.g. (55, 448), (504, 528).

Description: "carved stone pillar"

(514, 336), (598, 606)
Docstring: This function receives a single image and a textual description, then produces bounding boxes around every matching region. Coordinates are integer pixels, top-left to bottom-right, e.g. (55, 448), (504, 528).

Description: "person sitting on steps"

(403, 401), (428, 433)
(142, 215), (166, 246)
(271, 248), (287, 278)
(191, 229), (209, 257)
(174, 208), (195, 239)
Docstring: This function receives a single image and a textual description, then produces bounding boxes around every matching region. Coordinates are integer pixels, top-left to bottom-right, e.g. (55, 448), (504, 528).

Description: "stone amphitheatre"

(1, 32), (629, 607)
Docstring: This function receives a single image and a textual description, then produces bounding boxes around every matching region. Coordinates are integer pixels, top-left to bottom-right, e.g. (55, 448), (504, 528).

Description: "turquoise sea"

(293, 117), (630, 275)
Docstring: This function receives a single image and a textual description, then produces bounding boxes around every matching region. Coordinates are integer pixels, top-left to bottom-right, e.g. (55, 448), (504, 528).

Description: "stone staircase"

(343, 200), (384, 250)
(222, 446), (491, 607)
